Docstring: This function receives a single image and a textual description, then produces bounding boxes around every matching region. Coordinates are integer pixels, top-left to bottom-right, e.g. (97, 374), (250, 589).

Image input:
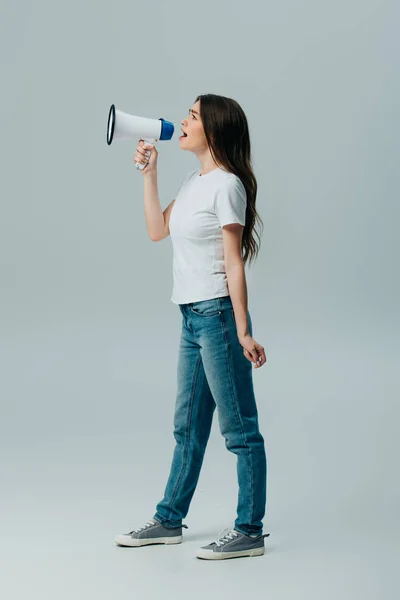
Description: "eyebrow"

(189, 108), (199, 116)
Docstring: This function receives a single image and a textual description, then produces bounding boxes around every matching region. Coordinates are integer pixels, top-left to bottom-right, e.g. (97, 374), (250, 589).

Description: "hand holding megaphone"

(134, 140), (158, 175)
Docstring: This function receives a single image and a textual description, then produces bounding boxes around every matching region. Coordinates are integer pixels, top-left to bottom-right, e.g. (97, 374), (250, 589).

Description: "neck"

(194, 148), (221, 176)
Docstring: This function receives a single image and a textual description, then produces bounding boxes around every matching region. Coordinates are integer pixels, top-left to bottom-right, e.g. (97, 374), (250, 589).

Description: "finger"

(244, 348), (257, 363)
(139, 150), (150, 159)
(255, 346), (265, 361)
(254, 351), (263, 367)
(243, 349), (252, 362)
(135, 154), (146, 164)
(258, 352), (266, 366)
(138, 142), (152, 157)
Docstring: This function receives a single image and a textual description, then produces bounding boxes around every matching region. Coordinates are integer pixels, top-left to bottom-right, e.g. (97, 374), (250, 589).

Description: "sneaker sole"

(114, 535), (182, 547)
(196, 546), (265, 560)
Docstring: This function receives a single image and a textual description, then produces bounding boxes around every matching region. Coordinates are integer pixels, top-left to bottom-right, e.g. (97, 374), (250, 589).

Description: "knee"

(223, 429), (265, 452)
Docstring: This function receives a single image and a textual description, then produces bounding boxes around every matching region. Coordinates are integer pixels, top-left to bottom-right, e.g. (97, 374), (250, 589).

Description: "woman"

(114, 94), (269, 560)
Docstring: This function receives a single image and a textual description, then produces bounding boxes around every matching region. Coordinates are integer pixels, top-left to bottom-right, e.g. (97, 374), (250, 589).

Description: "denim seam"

(166, 351), (201, 522)
(219, 309), (254, 529)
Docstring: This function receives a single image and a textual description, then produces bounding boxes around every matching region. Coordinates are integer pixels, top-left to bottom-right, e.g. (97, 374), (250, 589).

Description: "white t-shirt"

(169, 166), (247, 304)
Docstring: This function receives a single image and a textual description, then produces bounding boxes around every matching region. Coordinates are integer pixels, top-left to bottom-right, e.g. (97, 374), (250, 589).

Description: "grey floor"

(1, 315), (398, 599)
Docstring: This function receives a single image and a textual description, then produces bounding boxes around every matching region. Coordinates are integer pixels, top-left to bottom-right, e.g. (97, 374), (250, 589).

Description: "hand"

(238, 333), (267, 369)
(133, 140), (158, 175)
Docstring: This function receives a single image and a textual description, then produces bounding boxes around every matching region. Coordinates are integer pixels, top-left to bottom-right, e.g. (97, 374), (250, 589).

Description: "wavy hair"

(194, 94), (264, 266)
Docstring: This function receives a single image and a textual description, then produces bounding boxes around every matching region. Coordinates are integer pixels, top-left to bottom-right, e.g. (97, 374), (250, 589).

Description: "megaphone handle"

(135, 137), (157, 170)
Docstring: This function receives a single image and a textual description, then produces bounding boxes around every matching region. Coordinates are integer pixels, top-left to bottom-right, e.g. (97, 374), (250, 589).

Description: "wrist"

(238, 330), (250, 340)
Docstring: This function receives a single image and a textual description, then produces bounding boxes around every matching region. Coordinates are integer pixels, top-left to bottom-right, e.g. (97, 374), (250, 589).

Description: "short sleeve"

(214, 177), (247, 228)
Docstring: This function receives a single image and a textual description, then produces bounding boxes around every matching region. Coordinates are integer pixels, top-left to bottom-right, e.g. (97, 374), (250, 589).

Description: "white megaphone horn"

(106, 104), (175, 171)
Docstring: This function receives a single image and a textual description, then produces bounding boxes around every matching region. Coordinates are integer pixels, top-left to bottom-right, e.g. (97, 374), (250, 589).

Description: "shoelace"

(129, 519), (157, 534)
(214, 528), (239, 547)
(128, 519), (188, 534)
(213, 527), (271, 546)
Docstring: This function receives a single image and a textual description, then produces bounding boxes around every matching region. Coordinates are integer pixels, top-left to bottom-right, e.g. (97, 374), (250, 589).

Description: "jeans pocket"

(190, 300), (221, 318)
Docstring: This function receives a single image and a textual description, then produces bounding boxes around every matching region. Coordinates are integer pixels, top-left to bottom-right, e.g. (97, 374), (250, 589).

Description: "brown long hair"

(195, 94), (264, 266)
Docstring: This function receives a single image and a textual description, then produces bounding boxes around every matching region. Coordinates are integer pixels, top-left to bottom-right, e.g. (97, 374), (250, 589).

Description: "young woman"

(114, 94), (269, 560)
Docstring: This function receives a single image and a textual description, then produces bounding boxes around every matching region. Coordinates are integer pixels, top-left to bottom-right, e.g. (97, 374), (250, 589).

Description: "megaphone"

(106, 104), (175, 170)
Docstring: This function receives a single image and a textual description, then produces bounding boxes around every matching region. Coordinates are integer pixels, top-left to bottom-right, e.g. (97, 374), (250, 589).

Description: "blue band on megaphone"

(159, 118), (174, 141)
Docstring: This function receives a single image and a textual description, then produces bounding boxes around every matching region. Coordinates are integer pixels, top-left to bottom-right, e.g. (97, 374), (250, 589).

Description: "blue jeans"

(153, 294), (267, 537)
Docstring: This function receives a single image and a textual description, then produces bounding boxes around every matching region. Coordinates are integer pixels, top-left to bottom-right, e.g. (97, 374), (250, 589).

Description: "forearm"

(143, 171), (164, 240)
(226, 263), (249, 337)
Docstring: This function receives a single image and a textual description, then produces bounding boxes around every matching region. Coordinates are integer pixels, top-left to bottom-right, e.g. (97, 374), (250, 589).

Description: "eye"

(191, 113), (196, 119)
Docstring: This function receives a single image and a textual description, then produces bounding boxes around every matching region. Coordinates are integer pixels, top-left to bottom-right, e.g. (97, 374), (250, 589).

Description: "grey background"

(1, 0), (399, 598)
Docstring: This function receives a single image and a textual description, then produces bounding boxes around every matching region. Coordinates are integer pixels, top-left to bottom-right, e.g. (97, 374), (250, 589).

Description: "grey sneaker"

(196, 528), (270, 560)
(114, 518), (188, 547)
